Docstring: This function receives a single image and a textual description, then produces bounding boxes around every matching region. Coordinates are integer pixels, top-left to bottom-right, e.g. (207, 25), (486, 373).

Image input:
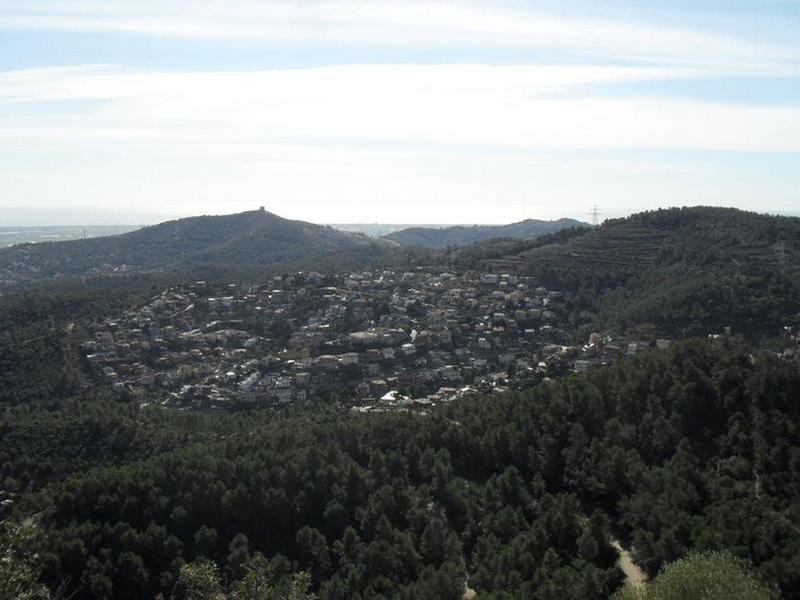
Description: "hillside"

(451, 206), (800, 338)
(4, 208), (800, 598)
(0, 209), (400, 286)
(383, 218), (588, 248)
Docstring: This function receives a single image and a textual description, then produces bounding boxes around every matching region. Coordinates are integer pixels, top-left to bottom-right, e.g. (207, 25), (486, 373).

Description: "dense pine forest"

(1, 339), (796, 598)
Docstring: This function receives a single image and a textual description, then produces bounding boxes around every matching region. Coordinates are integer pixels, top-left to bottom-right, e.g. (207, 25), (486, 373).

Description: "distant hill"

(451, 206), (800, 338)
(331, 223), (454, 237)
(383, 218), (589, 248)
(0, 209), (399, 285)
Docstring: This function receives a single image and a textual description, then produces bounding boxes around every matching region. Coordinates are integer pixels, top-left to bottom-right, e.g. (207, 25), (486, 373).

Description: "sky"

(1, 1), (799, 225)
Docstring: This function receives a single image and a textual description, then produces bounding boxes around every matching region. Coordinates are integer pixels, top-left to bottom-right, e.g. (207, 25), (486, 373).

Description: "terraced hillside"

(469, 207), (800, 337)
(516, 207), (793, 274)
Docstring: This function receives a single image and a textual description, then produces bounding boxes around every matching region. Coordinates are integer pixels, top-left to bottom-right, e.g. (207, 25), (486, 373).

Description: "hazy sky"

(1, 1), (799, 225)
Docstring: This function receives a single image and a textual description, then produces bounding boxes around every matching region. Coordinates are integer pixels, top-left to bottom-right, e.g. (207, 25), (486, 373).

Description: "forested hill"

(383, 218), (588, 248)
(0, 209), (400, 285)
(450, 206), (800, 338)
(507, 207), (798, 275)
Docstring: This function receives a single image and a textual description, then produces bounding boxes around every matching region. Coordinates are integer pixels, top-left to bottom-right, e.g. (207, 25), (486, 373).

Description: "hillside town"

(79, 268), (671, 413)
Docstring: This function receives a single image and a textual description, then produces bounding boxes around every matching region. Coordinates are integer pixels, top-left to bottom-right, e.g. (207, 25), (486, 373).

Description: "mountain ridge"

(382, 217), (589, 248)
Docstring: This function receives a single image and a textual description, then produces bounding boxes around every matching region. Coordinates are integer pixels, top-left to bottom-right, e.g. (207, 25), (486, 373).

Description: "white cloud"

(1, 1), (798, 73)
(1, 64), (799, 153)
(2, 2), (799, 223)
(0, 63), (702, 104)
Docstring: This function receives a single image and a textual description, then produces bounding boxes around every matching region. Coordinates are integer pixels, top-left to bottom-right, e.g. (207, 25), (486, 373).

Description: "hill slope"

(0, 209), (398, 285)
(383, 217), (588, 248)
(453, 206), (800, 337)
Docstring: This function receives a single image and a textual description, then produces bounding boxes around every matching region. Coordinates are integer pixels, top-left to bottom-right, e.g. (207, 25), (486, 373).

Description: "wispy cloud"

(1, 64), (799, 153)
(2, 2), (799, 223)
(0, 63), (704, 104)
(1, 1), (798, 73)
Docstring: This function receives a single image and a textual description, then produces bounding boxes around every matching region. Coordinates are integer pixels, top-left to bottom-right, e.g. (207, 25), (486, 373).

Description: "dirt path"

(611, 538), (648, 587)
